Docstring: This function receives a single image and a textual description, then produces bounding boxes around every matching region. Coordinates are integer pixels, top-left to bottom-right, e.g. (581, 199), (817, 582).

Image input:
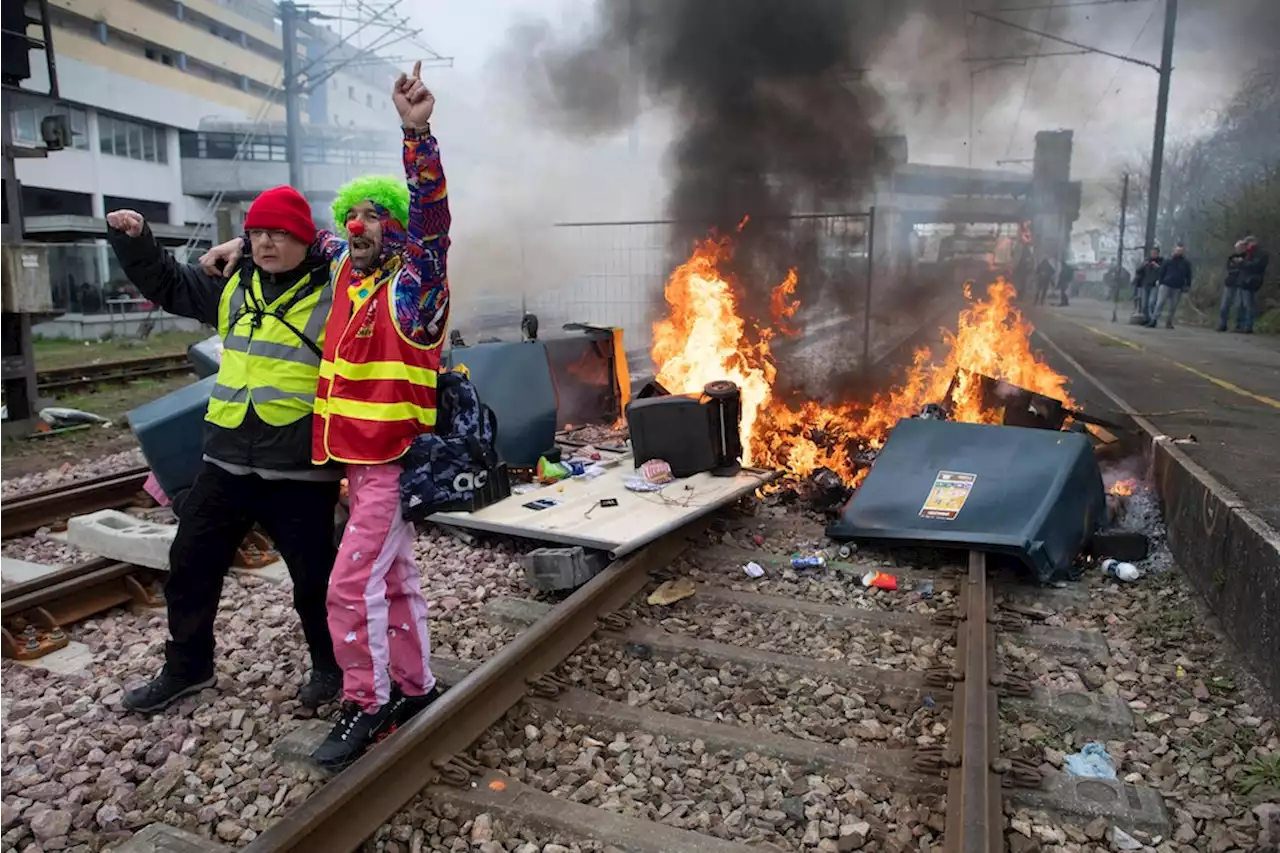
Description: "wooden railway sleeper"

(912, 745), (959, 775)
(528, 673), (571, 698)
(433, 755), (483, 787)
(996, 613), (1028, 633)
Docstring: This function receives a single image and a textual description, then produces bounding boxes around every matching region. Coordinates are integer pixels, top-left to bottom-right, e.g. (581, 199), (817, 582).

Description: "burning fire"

(649, 231), (1075, 484)
(1108, 479), (1137, 497)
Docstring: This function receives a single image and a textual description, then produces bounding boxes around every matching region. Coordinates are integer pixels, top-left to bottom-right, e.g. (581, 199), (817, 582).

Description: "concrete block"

(65, 509), (175, 570)
(1, 557), (64, 585)
(271, 719), (331, 776)
(1011, 772), (1170, 837)
(12, 641), (94, 676)
(112, 823), (230, 853)
(521, 546), (609, 593)
(1014, 689), (1134, 740)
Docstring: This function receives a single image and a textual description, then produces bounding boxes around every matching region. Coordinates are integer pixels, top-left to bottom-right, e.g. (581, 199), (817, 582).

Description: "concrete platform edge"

(1036, 328), (1280, 704)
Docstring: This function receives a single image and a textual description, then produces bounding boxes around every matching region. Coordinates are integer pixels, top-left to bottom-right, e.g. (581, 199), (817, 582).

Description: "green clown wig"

(331, 175), (410, 238)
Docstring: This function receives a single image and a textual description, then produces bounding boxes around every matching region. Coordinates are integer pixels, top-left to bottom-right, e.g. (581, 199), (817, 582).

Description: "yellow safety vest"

(206, 267), (333, 429)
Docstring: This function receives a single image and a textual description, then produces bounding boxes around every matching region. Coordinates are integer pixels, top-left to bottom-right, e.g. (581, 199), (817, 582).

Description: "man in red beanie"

(105, 186), (344, 715)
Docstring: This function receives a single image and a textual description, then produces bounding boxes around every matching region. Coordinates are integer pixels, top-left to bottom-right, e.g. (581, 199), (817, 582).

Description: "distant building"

(12, 0), (406, 336)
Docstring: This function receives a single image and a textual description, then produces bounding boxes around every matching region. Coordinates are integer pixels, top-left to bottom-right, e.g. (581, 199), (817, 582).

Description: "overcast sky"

(385, 0), (1269, 292)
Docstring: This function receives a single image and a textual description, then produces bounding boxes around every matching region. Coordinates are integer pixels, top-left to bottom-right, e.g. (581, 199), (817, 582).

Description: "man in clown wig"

(206, 61), (451, 768)
(307, 61), (450, 769)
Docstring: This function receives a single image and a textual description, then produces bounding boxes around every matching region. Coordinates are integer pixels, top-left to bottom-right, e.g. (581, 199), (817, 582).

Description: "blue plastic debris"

(1064, 742), (1116, 779)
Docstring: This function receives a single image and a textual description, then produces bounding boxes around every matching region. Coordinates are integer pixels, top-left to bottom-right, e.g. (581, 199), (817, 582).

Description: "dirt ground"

(1, 374), (196, 479)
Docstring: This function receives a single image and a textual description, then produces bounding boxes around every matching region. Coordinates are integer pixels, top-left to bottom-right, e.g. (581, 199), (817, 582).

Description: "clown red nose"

(347, 220), (366, 237)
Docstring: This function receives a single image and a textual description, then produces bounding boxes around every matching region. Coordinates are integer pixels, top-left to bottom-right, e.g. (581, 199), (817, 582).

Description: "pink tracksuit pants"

(327, 463), (435, 711)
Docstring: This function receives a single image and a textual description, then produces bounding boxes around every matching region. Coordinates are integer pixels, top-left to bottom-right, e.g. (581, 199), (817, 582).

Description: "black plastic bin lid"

(826, 418), (1106, 583)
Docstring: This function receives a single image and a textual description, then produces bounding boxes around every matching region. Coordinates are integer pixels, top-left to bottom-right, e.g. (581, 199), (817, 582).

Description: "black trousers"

(164, 462), (340, 680)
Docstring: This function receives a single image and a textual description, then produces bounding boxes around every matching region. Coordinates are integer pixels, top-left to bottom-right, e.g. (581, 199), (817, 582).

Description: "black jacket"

(106, 224), (332, 472)
(1225, 251), (1246, 289)
(1134, 256), (1164, 289)
(1239, 247), (1270, 293)
(1156, 255), (1193, 290)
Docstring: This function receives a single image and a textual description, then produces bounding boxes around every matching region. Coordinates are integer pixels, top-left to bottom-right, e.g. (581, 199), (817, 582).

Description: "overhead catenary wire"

(1000, 0), (1057, 160)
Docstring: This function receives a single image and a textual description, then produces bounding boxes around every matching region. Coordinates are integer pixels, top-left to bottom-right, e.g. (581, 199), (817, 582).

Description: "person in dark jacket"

(1233, 235), (1271, 334)
(1146, 243), (1192, 328)
(1134, 245), (1164, 321)
(1056, 261), (1075, 307)
(105, 188), (342, 714)
(1034, 257), (1056, 306)
(1218, 239), (1249, 332)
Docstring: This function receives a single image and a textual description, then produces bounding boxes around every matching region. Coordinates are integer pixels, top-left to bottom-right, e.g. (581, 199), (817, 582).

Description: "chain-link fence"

(450, 213), (877, 370)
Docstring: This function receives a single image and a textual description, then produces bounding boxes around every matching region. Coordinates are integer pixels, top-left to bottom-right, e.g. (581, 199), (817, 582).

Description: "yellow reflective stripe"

(318, 358), (438, 387)
(315, 397), (436, 426)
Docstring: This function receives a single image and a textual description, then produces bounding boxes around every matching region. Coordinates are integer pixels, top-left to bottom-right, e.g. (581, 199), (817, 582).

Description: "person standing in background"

(1146, 243), (1192, 329)
(1234, 235), (1271, 334)
(1134, 245), (1164, 323)
(1218, 240), (1248, 332)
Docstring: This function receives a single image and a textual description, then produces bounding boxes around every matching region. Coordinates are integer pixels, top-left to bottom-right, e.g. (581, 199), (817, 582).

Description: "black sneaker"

(310, 701), (396, 772)
(373, 684), (442, 744)
(298, 668), (342, 709)
(123, 669), (216, 714)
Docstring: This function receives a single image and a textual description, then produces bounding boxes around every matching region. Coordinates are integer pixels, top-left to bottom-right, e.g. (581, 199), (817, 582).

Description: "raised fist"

(393, 60), (435, 128)
(106, 209), (144, 237)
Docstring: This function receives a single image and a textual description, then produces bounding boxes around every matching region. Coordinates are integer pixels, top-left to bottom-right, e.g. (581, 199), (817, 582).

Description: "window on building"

(145, 46), (175, 66)
(99, 113), (168, 164)
(11, 103), (89, 150)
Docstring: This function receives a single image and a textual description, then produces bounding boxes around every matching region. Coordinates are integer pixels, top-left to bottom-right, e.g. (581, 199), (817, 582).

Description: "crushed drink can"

(791, 555), (826, 570)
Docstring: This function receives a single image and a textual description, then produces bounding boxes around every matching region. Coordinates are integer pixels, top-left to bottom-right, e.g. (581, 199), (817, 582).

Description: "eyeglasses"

(248, 229), (292, 243)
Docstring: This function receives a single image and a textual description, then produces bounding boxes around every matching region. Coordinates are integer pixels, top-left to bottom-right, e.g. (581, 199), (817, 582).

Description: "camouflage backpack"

(399, 367), (501, 520)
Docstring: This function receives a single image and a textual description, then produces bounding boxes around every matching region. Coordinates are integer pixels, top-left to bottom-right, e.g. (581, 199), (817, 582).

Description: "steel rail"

(1, 466), (152, 539)
(37, 355), (194, 394)
(243, 528), (694, 853)
(945, 551), (1002, 852)
(0, 559), (136, 619)
(0, 556), (119, 605)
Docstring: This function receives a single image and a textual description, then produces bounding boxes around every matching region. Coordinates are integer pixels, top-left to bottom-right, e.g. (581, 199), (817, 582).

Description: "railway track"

(0, 465), (153, 539)
(36, 353), (193, 394)
(133, 517), (1151, 853)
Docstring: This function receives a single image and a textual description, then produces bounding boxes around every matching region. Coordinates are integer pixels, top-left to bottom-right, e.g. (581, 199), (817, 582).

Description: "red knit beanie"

(244, 186), (316, 245)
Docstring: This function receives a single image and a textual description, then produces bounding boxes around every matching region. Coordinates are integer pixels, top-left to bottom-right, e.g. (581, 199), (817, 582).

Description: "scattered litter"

(923, 694), (936, 709)
(1154, 433), (1197, 445)
(1100, 558), (1141, 582)
(862, 571), (898, 591)
(143, 473), (171, 508)
(522, 498), (559, 511)
(511, 483), (542, 495)
(752, 534), (765, 546)
(536, 456), (571, 483)
(1064, 742), (1116, 779)
(647, 577), (696, 606)
(640, 459), (674, 484)
(836, 543), (856, 559)
(624, 477), (665, 492)
(1107, 826), (1142, 851)
(743, 561), (765, 579)
(918, 579), (934, 599)
(38, 406), (112, 429)
(791, 555), (826, 570)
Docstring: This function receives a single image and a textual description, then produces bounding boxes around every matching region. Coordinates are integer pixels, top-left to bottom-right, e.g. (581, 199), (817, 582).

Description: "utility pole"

(1143, 0), (1177, 254)
(280, 0), (304, 191)
(1112, 171), (1128, 323)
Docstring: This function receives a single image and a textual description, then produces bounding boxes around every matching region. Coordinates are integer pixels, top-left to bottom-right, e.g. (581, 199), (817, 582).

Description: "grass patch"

(1239, 754), (1280, 795)
(34, 329), (210, 371)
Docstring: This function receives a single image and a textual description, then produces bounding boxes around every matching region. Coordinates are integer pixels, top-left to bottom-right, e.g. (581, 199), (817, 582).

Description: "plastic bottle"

(791, 555), (826, 570)
(1100, 559), (1141, 582)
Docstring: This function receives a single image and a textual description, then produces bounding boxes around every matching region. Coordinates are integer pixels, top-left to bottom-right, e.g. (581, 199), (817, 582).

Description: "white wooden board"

(430, 454), (774, 557)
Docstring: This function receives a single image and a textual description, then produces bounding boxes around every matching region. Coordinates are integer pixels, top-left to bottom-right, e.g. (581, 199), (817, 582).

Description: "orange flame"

(649, 233), (1074, 483)
(1108, 479), (1136, 496)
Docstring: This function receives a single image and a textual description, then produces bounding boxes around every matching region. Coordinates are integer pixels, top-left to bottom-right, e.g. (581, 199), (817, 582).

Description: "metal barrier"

(452, 213), (877, 369)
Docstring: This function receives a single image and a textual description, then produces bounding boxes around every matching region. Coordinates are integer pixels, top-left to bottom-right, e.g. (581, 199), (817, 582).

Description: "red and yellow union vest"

(312, 252), (441, 465)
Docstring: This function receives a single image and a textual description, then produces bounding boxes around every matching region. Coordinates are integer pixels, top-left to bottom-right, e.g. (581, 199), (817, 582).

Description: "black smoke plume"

(511, 0), (970, 334)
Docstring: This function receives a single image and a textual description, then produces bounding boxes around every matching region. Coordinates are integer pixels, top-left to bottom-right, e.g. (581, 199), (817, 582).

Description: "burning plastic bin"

(127, 374), (216, 501)
(827, 418), (1106, 583)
